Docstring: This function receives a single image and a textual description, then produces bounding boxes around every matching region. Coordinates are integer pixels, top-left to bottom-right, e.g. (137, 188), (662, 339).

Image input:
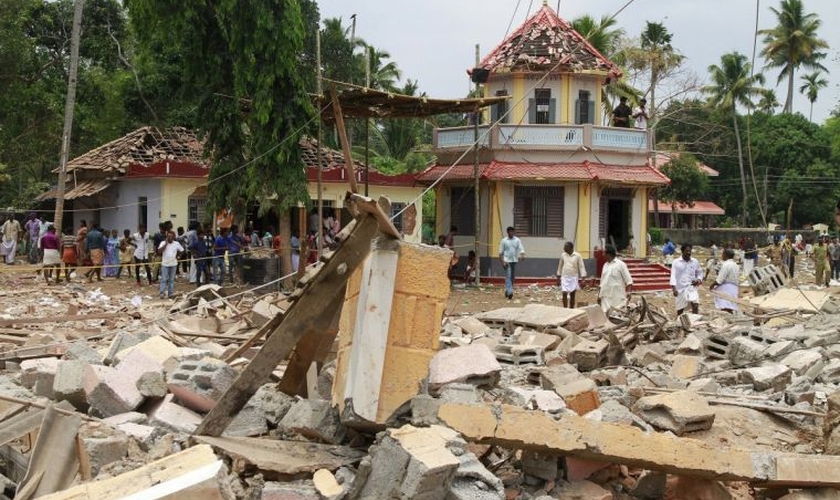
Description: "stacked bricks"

(567, 339), (609, 372)
(493, 344), (545, 365)
(333, 241), (452, 426)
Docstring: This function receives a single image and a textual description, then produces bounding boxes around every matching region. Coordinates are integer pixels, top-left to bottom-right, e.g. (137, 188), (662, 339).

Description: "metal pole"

(316, 30), (323, 260)
(364, 46), (371, 196)
(54, 0), (85, 232)
(473, 44), (481, 286)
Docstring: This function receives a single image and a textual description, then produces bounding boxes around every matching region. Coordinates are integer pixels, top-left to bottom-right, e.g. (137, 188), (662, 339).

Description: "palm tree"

(637, 21), (683, 228)
(757, 88), (780, 114)
(799, 71), (828, 121)
(703, 52), (765, 227)
(361, 45), (401, 91)
(758, 0), (829, 114)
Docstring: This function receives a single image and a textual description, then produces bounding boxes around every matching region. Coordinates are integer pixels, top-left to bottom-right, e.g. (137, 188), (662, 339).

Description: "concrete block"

(739, 364), (793, 392)
(493, 343), (545, 365)
(805, 330), (840, 348)
(567, 339), (609, 372)
(82, 433), (129, 477)
(116, 422), (157, 450)
(781, 349), (824, 376)
(553, 378), (600, 416)
(117, 347), (165, 398)
(553, 480), (613, 500)
(677, 334), (702, 353)
(312, 469), (345, 500)
(103, 330), (142, 365)
(84, 364), (144, 417)
(453, 316), (490, 337)
(249, 383), (294, 426)
(669, 355), (703, 380)
(729, 336), (768, 366)
(765, 340), (797, 359)
(20, 357), (59, 399)
(53, 359), (89, 410)
(447, 444), (505, 500)
(518, 330), (560, 350)
(521, 450), (558, 481)
(820, 359), (840, 384)
(630, 344), (667, 366)
(428, 344), (502, 394)
(280, 399), (346, 444)
(633, 390), (715, 435)
(540, 363), (585, 391)
(149, 395), (203, 434)
(438, 383), (480, 404)
(702, 334), (733, 360)
(224, 404), (269, 438)
(64, 339), (103, 365)
(167, 357), (237, 412)
(116, 334), (180, 367)
(356, 425), (460, 500)
(779, 489), (840, 500)
(411, 394), (442, 427)
(664, 476), (732, 500)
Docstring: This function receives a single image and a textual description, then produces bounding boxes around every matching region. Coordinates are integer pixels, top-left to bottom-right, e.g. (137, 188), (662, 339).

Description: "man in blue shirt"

(662, 239), (676, 257)
(498, 226), (525, 300)
(213, 228), (228, 286)
(227, 224), (243, 285)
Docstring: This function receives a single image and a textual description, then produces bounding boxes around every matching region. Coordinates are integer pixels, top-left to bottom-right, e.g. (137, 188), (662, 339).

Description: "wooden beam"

(195, 213), (380, 437)
(0, 311), (129, 327)
(330, 84), (358, 194)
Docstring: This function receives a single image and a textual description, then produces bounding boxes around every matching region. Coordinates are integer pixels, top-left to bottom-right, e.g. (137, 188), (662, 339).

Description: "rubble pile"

(3, 230), (840, 499)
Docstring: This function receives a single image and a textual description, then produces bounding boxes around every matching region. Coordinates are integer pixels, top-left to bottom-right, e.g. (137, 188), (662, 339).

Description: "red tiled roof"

(478, 4), (622, 80)
(651, 152), (719, 177)
(416, 161), (669, 186)
(301, 138), (417, 187)
(126, 161), (208, 178)
(649, 200), (725, 215)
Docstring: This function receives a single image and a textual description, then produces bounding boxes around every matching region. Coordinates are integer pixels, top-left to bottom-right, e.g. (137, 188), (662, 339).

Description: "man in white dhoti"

(556, 241), (587, 308)
(710, 248), (739, 314)
(0, 214), (22, 265)
(598, 245), (633, 312)
(670, 244), (704, 315)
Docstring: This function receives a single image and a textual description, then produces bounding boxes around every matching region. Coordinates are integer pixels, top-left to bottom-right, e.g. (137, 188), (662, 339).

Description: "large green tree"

(659, 153), (709, 227)
(703, 52), (765, 226)
(126, 0), (315, 277)
(759, 0), (829, 114)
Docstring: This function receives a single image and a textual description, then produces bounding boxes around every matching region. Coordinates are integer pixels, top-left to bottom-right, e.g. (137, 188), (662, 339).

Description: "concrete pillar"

(333, 240), (452, 427)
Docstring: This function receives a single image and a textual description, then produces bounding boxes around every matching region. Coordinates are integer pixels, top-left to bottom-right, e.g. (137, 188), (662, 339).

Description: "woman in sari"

(104, 229), (120, 277)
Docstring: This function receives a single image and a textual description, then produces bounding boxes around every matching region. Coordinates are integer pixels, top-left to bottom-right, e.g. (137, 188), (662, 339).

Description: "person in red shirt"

(40, 225), (62, 284)
(272, 233), (282, 258)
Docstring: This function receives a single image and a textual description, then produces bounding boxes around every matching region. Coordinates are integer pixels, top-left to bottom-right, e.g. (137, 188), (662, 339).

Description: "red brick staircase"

(622, 258), (671, 292)
(477, 258), (671, 291)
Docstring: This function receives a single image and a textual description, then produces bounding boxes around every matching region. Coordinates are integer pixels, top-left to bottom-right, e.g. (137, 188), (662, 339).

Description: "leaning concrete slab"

(37, 444), (232, 500)
(436, 402), (840, 487)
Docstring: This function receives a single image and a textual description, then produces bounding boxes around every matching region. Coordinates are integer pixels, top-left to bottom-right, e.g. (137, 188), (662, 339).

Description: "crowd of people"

(0, 212), (322, 299)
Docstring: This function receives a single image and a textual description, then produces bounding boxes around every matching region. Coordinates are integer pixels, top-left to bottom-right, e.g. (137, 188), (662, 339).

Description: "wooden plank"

(276, 292), (344, 397)
(16, 404), (81, 499)
(330, 85), (358, 194)
(347, 193), (401, 239)
(0, 312), (128, 327)
(195, 214), (381, 436)
(223, 313), (285, 363)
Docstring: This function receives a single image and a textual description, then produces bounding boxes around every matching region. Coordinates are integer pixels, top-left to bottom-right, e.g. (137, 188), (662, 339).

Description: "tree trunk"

(650, 65), (659, 229)
(53, 0), (85, 231)
(279, 208), (293, 290)
(787, 197), (793, 230)
(810, 101), (814, 122)
(732, 111), (748, 227)
(784, 68), (794, 114)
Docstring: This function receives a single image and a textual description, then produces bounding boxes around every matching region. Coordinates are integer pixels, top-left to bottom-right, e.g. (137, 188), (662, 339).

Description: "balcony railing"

(434, 124), (648, 153)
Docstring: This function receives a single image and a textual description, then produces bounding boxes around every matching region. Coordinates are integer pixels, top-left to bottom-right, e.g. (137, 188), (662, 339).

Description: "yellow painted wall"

(160, 178), (204, 230)
(490, 182), (502, 252)
(576, 183), (591, 258)
(511, 73), (526, 124)
(561, 74), (572, 123)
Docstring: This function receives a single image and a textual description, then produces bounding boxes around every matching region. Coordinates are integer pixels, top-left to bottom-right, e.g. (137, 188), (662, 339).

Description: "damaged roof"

(300, 137), (416, 187)
(478, 3), (622, 80)
(60, 126), (206, 174)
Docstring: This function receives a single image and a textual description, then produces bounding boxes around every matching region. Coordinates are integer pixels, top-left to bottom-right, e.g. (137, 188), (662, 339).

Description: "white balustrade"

(592, 127), (647, 150)
(498, 125), (583, 147)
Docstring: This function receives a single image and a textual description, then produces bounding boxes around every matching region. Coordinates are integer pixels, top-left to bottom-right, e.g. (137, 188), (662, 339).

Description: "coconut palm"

(757, 88), (780, 114)
(758, 0), (829, 114)
(799, 71), (828, 121)
(703, 52), (765, 226)
(361, 45), (401, 91)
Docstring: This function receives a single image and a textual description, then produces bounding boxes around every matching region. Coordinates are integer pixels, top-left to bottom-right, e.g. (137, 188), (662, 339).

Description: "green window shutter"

(587, 101), (595, 124)
(574, 99), (582, 124)
(548, 98), (556, 124)
(528, 99), (536, 124)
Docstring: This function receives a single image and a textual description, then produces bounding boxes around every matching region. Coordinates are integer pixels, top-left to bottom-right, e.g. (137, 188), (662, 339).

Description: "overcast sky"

(317, 0), (839, 124)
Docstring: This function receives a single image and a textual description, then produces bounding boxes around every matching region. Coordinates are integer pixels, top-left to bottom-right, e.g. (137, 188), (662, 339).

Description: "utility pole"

(316, 30), (324, 260)
(54, 0), (85, 232)
(473, 44), (481, 285)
